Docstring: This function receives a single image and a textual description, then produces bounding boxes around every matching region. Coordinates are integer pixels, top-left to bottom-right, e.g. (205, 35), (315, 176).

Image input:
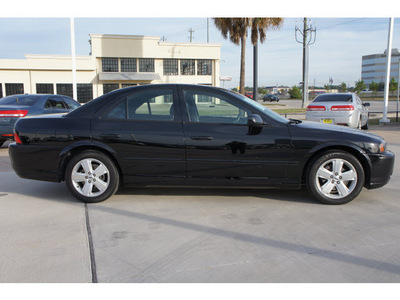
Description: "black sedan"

(9, 84), (394, 204)
(263, 94), (279, 102)
(0, 94), (80, 145)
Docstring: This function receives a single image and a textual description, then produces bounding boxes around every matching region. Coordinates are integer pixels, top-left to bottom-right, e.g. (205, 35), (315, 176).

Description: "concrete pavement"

(0, 125), (399, 282)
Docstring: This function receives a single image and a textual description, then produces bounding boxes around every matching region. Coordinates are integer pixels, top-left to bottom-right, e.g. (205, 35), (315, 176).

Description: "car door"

(178, 86), (293, 187)
(355, 95), (368, 125)
(91, 85), (185, 185)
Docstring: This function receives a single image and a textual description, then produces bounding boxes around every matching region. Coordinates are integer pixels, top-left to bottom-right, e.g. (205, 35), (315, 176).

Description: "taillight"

(331, 105), (354, 111)
(307, 105), (326, 111)
(14, 131), (23, 144)
(0, 110), (28, 117)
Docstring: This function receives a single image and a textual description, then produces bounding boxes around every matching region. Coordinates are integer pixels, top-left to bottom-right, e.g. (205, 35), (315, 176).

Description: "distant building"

(0, 34), (221, 102)
(361, 48), (400, 87)
(264, 85), (290, 94)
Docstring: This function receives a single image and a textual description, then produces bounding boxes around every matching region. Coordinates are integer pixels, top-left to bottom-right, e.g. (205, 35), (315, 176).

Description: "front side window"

(181, 59), (195, 75)
(183, 89), (251, 124)
(102, 58), (119, 72)
(197, 60), (212, 75)
(139, 58), (154, 72)
(104, 88), (175, 122)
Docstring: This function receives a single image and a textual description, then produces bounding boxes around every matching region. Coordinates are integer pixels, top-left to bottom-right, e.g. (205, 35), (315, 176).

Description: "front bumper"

(365, 150), (395, 189)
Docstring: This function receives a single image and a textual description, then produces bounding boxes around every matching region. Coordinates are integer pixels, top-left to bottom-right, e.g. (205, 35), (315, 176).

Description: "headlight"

(364, 141), (386, 153)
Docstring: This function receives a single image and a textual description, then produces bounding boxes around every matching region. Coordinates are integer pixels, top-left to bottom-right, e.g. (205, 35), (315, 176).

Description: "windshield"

(228, 91), (289, 124)
(0, 95), (39, 106)
(313, 94), (352, 103)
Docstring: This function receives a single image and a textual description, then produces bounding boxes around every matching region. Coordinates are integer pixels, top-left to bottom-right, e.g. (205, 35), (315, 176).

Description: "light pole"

(295, 18), (316, 108)
(381, 17), (394, 124)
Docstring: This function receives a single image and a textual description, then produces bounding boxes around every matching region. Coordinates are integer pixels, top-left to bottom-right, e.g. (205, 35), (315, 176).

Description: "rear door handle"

(190, 136), (214, 141)
(100, 134), (121, 139)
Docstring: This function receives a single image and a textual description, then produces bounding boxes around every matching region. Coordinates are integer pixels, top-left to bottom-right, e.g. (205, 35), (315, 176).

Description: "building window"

(181, 59), (195, 75)
(103, 83), (119, 94)
(57, 84), (73, 98)
(77, 84), (93, 103)
(121, 83), (138, 88)
(139, 58), (154, 72)
(36, 83), (54, 94)
(163, 59), (179, 75)
(102, 58), (119, 72)
(121, 58), (137, 72)
(197, 60), (212, 75)
(5, 83), (24, 96)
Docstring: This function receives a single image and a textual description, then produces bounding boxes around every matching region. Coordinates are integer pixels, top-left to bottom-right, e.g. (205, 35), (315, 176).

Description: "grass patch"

(369, 117), (400, 125)
(270, 108), (306, 114)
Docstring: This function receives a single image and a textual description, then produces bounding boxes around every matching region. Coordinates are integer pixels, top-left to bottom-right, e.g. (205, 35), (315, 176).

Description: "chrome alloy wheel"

(315, 158), (358, 199)
(71, 158), (110, 197)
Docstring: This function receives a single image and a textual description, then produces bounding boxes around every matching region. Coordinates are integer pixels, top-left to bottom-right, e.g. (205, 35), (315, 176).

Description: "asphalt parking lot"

(0, 125), (399, 283)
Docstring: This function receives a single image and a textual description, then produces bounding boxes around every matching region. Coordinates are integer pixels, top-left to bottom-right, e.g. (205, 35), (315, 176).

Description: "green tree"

(339, 82), (347, 92)
(355, 80), (366, 93)
(324, 84), (330, 92)
(369, 81), (379, 96)
(389, 78), (397, 95)
(214, 18), (283, 95)
(289, 86), (302, 99)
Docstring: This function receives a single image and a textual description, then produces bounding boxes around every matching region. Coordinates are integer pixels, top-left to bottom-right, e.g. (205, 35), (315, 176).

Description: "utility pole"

(295, 18), (316, 108)
(381, 17), (394, 124)
(70, 17), (77, 101)
(207, 18), (210, 43)
(253, 42), (258, 101)
(189, 28), (195, 42)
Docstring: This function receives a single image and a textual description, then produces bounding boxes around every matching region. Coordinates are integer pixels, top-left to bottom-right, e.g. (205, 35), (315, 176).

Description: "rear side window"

(103, 88), (175, 122)
(0, 96), (38, 106)
(63, 97), (80, 109)
(45, 98), (67, 109)
(313, 94), (352, 102)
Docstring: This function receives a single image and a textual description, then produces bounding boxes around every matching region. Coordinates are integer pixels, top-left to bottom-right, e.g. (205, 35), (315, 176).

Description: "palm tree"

(214, 18), (283, 95)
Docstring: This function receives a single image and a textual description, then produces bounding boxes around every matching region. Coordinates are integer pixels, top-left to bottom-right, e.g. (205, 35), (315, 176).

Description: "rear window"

(0, 95), (38, 106)
(313, 94), (352, 103)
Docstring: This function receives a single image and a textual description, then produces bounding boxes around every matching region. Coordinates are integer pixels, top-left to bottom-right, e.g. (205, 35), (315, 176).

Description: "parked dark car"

(263, 94), (279, 102)
(0, 94), (80, 145)
(9, 84), (394, 204)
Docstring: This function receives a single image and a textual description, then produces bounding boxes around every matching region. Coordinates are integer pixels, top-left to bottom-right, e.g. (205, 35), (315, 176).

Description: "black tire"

(361, 119), (369, 130)
(306, 150), (365, 205)
(65, 150), (119, 203)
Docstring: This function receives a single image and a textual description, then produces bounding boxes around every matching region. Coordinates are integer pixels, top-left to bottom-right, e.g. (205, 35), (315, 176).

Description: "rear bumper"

(0, 124), (14, 140)
(306, 112), (358, 128)
(365, 150), (395, 189)
(9, 142), (61, 182)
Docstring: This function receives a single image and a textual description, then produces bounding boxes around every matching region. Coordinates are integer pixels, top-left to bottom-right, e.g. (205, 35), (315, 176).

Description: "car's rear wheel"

(306, 151), (365, 205)
(65, 150), (119, 203)
(361, 119), (369, 130)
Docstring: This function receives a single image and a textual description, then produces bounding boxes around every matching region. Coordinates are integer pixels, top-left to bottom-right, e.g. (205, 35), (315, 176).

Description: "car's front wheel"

(65, 150), (119, 203)
(306, 151), (365, 204)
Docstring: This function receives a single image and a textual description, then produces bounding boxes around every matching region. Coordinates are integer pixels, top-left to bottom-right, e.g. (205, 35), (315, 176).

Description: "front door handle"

(190, 136), (214, 141)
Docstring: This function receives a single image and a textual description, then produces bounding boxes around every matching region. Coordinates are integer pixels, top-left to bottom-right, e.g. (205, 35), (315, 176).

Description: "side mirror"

(363, 102), (370, 107)
(247, 114), (265, 127)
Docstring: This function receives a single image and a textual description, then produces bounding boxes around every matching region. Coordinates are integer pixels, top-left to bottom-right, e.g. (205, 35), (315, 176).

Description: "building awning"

(99, 72), (161, 81)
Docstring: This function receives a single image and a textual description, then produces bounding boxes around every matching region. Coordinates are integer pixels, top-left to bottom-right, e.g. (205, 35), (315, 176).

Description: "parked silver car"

(306, 93), (370, 129)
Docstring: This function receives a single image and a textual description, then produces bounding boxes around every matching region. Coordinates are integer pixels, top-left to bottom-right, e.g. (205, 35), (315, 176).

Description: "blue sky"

(0, 14), (399, 89)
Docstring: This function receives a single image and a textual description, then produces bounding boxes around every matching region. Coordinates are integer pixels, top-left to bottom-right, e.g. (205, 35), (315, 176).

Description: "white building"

(361, 48), (400, 86)
(0, 34), (221, 102)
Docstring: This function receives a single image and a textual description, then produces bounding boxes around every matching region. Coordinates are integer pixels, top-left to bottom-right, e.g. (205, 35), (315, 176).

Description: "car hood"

(290, 120), (383, 142)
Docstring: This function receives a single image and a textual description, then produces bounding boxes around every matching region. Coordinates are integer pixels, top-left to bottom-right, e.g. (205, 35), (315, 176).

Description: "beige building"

(0, 34), (221, 102)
